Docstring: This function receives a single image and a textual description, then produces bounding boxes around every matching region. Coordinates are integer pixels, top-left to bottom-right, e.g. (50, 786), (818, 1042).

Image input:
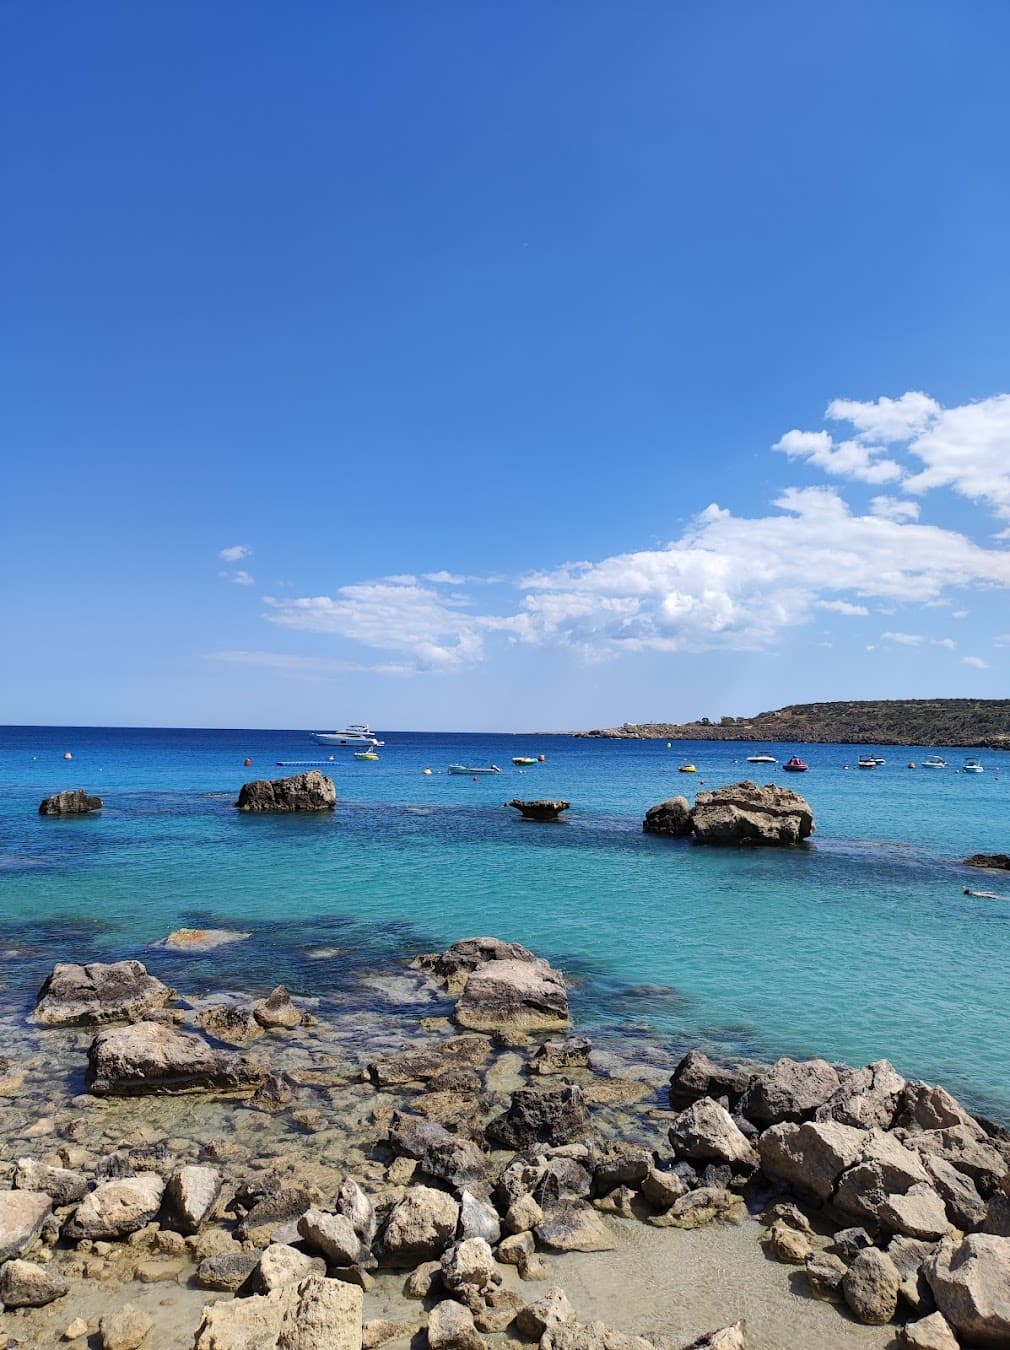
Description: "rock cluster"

(235, 770), (337, 812)
(38, 790), (103, 816)
(964, 853), (1010, 871)
(416, 938), (571, 1033)
(643, 781), (814, 847)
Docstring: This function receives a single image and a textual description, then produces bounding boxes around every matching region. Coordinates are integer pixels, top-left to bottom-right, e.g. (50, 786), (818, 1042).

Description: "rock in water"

(668, 1098), (758, 1167)
(162, 1165), (222, 1235)
(150, 928), (251, 952)
(690, 780), (814, 846)
(31, 960), (174, 1026)
(253, 985), (303, 1029)
(843, 1247), (901, 1324)
(508, 800), (571, 821)
(642, 797), (693, 837)
(85, 1021), (265, 1095)
(66, 1174), (165, 1240)
(235, 771), (336, 812)
(454, 958), (570, 1033)
(378, 1186), (460, 1267)
(0, 1258), (68, 1308)
(487, 1082), (588, 1148)
(964, 853), (1010, 870)
(194, 1275), (362, 1350)
(99, 1303), (153, 1350)
(38, 790), (102, 816)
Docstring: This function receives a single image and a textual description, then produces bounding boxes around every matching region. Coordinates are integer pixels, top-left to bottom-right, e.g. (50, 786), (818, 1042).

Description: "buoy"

(908, 762), (916, 769)
(666, 742), (672, 749)
(537, 754), (545, 762)
(63, 752), (72, 760)
(472, 776), (478, 782)
(244, 758), (252, 767)
(328, 755), (335, 761)
(423, 768), (432, 776)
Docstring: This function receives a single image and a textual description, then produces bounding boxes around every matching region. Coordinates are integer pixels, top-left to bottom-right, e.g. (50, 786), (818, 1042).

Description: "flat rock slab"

(535, 1202), (618, 1253)
(86, 1020), (265, 1095)
(31, 960), (174, 1026)
(454, 958), (570, 1033)
(151, 929), (251, 952)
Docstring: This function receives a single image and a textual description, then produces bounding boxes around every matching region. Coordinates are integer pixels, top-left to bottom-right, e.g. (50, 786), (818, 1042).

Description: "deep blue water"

(1, 725), (1008, 1116)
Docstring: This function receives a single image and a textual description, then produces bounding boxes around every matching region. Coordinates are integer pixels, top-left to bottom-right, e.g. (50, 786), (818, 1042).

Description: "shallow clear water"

(2, 726), (1008, 1116)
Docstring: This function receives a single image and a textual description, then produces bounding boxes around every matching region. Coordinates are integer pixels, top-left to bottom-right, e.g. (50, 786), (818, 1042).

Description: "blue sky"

(4, 1), (1010, 730)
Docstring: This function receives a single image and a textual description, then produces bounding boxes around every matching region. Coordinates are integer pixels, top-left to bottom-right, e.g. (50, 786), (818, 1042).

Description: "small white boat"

(746, 753), (778, 763)
(923, 754), (947, 769)
(857, 757), (877, 769)
(448, 764), (502, 775)
(963, 758), (984, 774)
(311, 724), (384, 748)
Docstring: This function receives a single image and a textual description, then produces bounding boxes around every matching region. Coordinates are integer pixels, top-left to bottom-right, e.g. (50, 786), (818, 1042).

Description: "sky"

(3, 1), (1010, 731)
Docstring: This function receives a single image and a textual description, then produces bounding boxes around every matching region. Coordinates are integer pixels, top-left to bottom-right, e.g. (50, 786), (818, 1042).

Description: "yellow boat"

(354, 751), (380, 761)
(678, 763), (697, 773)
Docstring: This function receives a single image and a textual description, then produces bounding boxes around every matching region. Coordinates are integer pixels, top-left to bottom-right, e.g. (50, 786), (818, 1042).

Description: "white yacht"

(311, 724), (384, 748)
(923, 754), (947, 769)
(746, 752), (778, 764)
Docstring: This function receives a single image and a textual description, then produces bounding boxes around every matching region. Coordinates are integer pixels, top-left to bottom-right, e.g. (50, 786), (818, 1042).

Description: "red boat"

(782, 756), (809, 772)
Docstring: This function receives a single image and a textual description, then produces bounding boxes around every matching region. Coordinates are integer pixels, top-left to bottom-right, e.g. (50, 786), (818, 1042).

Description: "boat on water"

(678, 763), (697, 773)
(923, 754), (948, 769)
(354, 750), (380, 761)
(963, 757), (984, 773)
(857, 756), (878, 768)
(512, 757), (537, 766)
(746, 752), (778, 764)
(311, 724), (383, 748)
(782, 756), (809, 772)
(448, 764), (502, 775)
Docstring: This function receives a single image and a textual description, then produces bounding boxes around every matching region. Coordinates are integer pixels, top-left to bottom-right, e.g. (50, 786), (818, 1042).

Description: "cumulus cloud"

(963, 656), (990, 669)
(219, 544), (252, 562)
(869, 496), (920, 522)
(774, 429), (902, 484)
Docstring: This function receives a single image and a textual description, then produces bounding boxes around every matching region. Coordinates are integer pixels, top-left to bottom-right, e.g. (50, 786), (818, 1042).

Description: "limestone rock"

(366, 1037), (490, 1087)
(816, 1060), (906, 1131)
(653, 1187), (745, 1229)
(63, 1317), (90, 1341)
(898, 1082), (978, 1133)
(196, 1003), (259, 1045)
(739, 1057), (840, 1126)
(254, 985), (303, 1029)
(804, 1250), (847, 1301)
(441, 1238), (497, 1292)
(363, 1319), (422, 1350)
(690, 780), (814, 846)
(151, 928), (251, 952)
(879, 1184), (951, 1240)
(389, 1113), (489, 1190)
(514, 1285), (576, 1339)
(235, 770), (336, 812)
(13, 1157), (88, 1206)
(298, 1209), (364, 1266)
(100, 1303), (153, 1350)
(0, 1257), (68, 1308)
(162, 1165), (221, 1235)
(192, 1276), (362, 1350)
(679, 1325), (748, 1350)
(254, 1243), (326, 1292)
(337, 1177), (377, 1246)
(417, 938), (542, 994)
(924, 1233), (1010, 1346)
(842, 1247), (900, 1324)
(0, 1190), (52, 1261)
(535, 1201), (617, 1253)
(898, 1311), (960, 1350)
(496, 1232), (534, 1266)
(668, 1098), (757, 1167)
(39, 789), (102, 815)
(486, 1082), (588, 1149)
(379, 1186), (460, 1267)
(923, 1153), (987, 1230)
(641, 1167), (688, 1211)
(669, 1051), (752, 1108)
(67, 1173), (165, 1240)
(196, 1248), (260, 1291)
(767, 1220), (812, 1263)
(427, 1299), (486, 1350)
(590, 1142), (651, 1194)
(459, 1191), (500, 1247)
(505, 1194), (544, 1235)
(758, 1120), (867, 1201)
(642, 797), (692, 837)
(237, 1187), (316, 1247)
(530, 1037), (592, 1075)
(32, 960), (173, 1026)
(86, 1020), (264, 1095)
(454, 958), (569, 1033)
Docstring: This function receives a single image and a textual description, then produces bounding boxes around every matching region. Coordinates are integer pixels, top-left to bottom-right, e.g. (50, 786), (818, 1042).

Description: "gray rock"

(535, 1201), (617, 1252)
(86, 1020), (264, 1095)
(804, 1250), (847, 1301)
(389, 1113), (489, 1190)
(924, 1233), (1010, 1346)
(38, 790), (102, 816)
(253, 985), (303, 1029)
(0, 1191), (52, 1262)
(903, 1124), (1008, 1192)
(982, 1191), (1010, 1237)
(441, 1237), (497, 1292)
(898, 1082), (979, 1133)
(454, 958), (570, 1034)
(235, 770), (336, 812)
(195, 1002), (259, 1045)
(669, 1051), (752, 1108)
(237, 1188), (316, 1247)
(641, 1167), (688, 1211)
(12, 1158), (88, 1206)
(739, 1057), (841, 1126)
(668, 1098), (757, 1167)
(530, 1037), (592, 1075)
(195, 1248), (260, 1291)
(161, 1165), (221, 1235)
(416, 938), (542, 994)
(816, 1060), (906, 1131)
(842, 1247), (900, 1324)
(427, 1298), (487, 1350)
(486, 1082), (588, 1149)
(32, 960), (173, 1027)
(100, 1303), (153, 1350)
(337, 1177), (377, 1246)
(297, 1209), (364, 1266)
(830, 1227), (873, 1258)
(690, 780), (814, 846)
(379, 1186), (460, 1267)
(642, 797), (692, 837)
(878, 1184), (951, 1240)
(922, 1153), (987, 1230)
(758, 1119), (867, 1201)
(366, 1036), (490, 1087)
(0, 1258), (68, 1308)
(591, 1142), (651, 1195)
(67, 1173), (165, 1240)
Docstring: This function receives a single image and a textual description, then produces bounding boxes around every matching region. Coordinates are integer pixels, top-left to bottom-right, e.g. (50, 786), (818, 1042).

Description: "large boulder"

(669, 1050), (753, 1108)
(925, 1233), (1010, 1346)
(235, 771), (336, 813)
(0, 1258), (68, 1309)
(690, 781), (814, 846)
(38, 790), (102, 816)
(12, 1158), (88, 1206)
(31, 960), (174, 1026)
(0, 1192), (52, 1263)
(668, 1099), (757, 1167)
(85, 1021), (265, 1095)
(535, 1201), (617, 1253)
(843, 1247), (901, 1324)
(816, 1061), (906, 1131)
(454, 958), (569, 1033)
(378, 1186), (460, 1267)
(66, 1174), (165, 1240)
(964, 854), (1010, 871)
(193, 1275), (362, 1349)
(161, 1165), (222, 1235)
(486, 1082), (588, 1149)
(642, 797), (692, 837)
(416, 938), (542, 994)
(389, 1113), (489, 1190)
(758, 1120), (868, 1201)
(740, 1057), (841, 1127)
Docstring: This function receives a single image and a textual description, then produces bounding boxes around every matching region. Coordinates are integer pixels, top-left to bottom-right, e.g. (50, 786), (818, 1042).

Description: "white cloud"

(881, 631), (925, 646)
(963, 656), (990, 669)
(817, 599), (869, 616)
(952, 610), (969, 618)
(231, 570), (255, 586)
(220, 545), (252, 562)
(931, 638), (956, 649)
(207, 650), (413, 676)
(869, 496), (920, 522)
(774, 429), (901, 484)
(993, 635), (1010, 648)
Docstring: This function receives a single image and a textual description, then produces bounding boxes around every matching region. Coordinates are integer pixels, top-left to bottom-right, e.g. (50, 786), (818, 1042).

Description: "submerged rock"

(964, 853), (1010, 871)
(151, 928), (251, 952)
(389, 1113), (489, 1190)
(38, 789), (103, 816)
(32, 960), (174, 1026)
(85, 1021), (265, 1095)
(235, 770), (336, 812)
(691, 780), (814, 847)
(530, 1037), (592, 1076)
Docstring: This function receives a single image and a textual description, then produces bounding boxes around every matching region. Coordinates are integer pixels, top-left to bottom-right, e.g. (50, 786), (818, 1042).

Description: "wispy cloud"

(206, 650), (413, 676)
(231, 569), (255, 586)
(963, 655), (990, 669)
(219, 544), (252, 562)
(881, 631), (925, 646)
(817, 599), (869, 616)
(931, 637), (956, 649)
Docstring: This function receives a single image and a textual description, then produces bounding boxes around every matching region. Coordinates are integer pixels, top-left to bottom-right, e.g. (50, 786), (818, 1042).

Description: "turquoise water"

(2, 726), (1008, 1116)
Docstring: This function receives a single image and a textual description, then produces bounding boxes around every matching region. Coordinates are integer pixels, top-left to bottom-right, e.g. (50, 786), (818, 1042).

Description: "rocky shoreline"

(0, 937), (1004, 1348)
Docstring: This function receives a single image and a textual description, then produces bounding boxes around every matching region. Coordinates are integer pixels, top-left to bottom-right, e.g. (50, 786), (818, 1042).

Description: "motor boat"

(512, 757), (537, 766)
(448, 764), (502, 775)
(923, 754), (947, 769)
(354, 750), (380, 761)
(746, 753), (778, 763)
(678, 763), (697, 773)
(857, 756), (877, 769)
(963, 758), (984, 773)
(311, 724), (384, 748)
(782, 756), (809, 772)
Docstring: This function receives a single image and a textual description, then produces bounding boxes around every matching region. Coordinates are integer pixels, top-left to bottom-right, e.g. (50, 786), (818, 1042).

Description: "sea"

(1, 725), (1007, 1119)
